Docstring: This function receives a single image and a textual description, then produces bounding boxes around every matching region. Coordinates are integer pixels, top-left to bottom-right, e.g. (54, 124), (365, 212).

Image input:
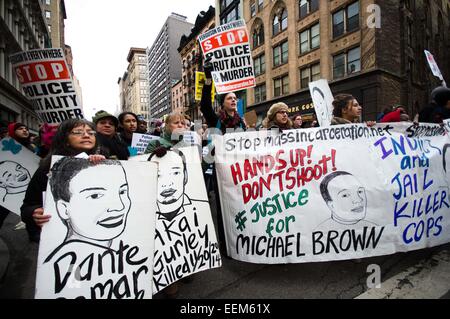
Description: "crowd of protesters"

(1, 65), (450, 298)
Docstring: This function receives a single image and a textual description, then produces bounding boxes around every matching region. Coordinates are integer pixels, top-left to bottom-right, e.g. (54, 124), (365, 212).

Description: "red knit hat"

(381, 109), (402, 123)
(8, 122), (27, 138)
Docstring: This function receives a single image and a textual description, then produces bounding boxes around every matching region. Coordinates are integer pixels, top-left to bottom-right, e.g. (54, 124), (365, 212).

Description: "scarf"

(218, 110), (244, 130)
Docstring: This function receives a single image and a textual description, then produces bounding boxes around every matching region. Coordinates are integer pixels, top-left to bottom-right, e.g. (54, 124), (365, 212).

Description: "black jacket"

(96, 133), (129, 160)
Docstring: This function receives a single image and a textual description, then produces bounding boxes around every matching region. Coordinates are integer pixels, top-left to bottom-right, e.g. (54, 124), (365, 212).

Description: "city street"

(1, 197), (449, 300)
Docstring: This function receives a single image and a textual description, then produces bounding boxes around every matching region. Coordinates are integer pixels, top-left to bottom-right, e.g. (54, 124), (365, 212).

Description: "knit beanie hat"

(92, 110), (119, 127)
(266, 102), (289, 122)
(8, 122), (27, 138)
(431, 86), (450, 107)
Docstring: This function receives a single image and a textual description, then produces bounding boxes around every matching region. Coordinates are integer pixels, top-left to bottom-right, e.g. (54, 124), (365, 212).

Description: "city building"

(117, 48), (149, 121)
(171, 79), (184, 115)
(242, 0), (450, 123)
(146, 13), (193, 119)
(42, 0), (66, 48)
(178, 6), (215, 120)
(0, 0), (52, 131)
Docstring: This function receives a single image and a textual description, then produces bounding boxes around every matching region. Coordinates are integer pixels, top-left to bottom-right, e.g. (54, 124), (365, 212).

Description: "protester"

(117, 112), (138, 147)
(7, 122), (36, 152)
(200, 59), (247, 134)
(262, 102), (293, 130)
(0, 120), (8, 139)
(418, 86), (450, 123)
(144, 113), (187, 154)
(331, 94), (375, 126)
(20, 119), (105, 243)
(151, 120), (163, 137)
(292, 115), (303, 129)
(93, 110), (129, 160)
(137, 116), (148, 134)
(199, 58), (247, 258)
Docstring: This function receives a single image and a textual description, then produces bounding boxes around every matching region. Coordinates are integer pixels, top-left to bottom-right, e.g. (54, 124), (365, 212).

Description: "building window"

(300, 63), (320, 88)
(333, 46), (360, 79)
(250, 0), (256, 17)
(299, 23), (320, 54)
(274, 75), (289, 97)
(254, 84), (267, 103)
(299, 0), (319, 19)
(273, 8), (287, 36)
(48, 25), (52, 33)
(273, 41), (288, 67)
(252, 25), (264, 48)
(333, 1), (360, 39)
(258, 0), (264, 11)
(45, 0), (51, 5)
(254, 54), (266, 76)
(45, 10), (51, 19)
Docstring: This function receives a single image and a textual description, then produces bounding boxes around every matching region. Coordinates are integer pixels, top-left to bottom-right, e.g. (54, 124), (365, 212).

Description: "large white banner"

(198, 19), (255, 94)
(35, 157), (158, 299)
(214, 123), (450, 263)
(131, 146), (222, 293)
(0, 137), (39, 215)
(9, 48), (84, 124)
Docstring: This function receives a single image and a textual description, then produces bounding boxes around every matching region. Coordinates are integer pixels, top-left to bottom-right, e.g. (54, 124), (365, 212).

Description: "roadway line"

(356, 248), (450, 299)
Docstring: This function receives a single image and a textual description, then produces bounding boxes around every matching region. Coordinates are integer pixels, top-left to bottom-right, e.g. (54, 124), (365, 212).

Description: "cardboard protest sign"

(213, 123), (450, 264)
(131, 146), (221, 293)
(0, 138), (39, 215)
(35, 157), (157, 299)
(195, 71), (215, 102)
(9, 48), (84, 124)
(131, 133), (161, 155)
(424, 50), (447, 87)
(309, 79), (334, 127)
(198, 19), (255, 94)
(244, 110), (258, 128)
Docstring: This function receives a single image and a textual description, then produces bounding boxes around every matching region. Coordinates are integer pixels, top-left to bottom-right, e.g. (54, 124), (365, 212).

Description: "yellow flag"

(195, 71), (215, 103)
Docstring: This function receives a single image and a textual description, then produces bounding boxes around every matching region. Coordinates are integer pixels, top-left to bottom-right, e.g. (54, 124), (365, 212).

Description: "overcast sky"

(64, 0), (215, 120)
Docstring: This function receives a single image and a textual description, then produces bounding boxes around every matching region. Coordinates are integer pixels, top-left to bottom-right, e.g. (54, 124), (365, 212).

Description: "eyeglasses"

(70, 130), (96, 136)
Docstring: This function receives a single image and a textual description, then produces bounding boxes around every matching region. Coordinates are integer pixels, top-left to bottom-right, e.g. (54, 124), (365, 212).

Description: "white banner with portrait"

(213, 123), (450, 264)
(35, 157), (158, 299)
(0, 137), (39, 215)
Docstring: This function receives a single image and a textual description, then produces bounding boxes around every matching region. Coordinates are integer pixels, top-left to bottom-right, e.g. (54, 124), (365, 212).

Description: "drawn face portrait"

(313, 89), (329, 124)
(0, 161), (31, 198)
(152, 151), (187, 213)
(326, 174), (367, 224)
(444, 145), (450, 185)
(56, 165), (131, 241)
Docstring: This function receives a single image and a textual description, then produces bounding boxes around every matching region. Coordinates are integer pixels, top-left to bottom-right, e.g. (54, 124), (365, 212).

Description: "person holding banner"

(418, 86), (450, 123)
(118, 112), (138, 147)
(20, 119), (106, 243)
(262, 102), (293, 131)
(93, 110), (129, 160)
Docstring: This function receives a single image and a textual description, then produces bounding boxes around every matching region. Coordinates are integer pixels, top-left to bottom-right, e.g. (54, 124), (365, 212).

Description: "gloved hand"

(203, 56), (213, 80)
(150, 146), (169, 158)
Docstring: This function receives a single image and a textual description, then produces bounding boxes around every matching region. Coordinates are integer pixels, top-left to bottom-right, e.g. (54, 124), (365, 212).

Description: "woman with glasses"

(262, 102), (293, 130)
(20, 119), (106, 243)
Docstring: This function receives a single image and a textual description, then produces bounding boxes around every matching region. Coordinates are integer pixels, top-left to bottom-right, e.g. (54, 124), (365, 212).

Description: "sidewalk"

(356, 247), (450, 299)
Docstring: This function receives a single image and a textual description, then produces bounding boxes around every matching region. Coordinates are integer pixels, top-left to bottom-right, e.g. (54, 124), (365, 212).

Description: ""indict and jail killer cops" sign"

(10, 48), (84, 124)
(198, 20), (255, 94)
(213, 123), (450, 264)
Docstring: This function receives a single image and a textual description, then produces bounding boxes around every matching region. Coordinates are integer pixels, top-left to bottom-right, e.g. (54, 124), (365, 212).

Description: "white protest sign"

(35, 157), (158, 299)
(183, 131), (201, 146)
(133, 146), (222, 293)
(198, 19), (255, 94)
(424, 50), (446, 87)
(309, 79), (334, 127)
(9, 48), (84, 124)
(213, 123), (450, 264)
(0, 138), (39, 215)
(131, 133), (160, 155)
